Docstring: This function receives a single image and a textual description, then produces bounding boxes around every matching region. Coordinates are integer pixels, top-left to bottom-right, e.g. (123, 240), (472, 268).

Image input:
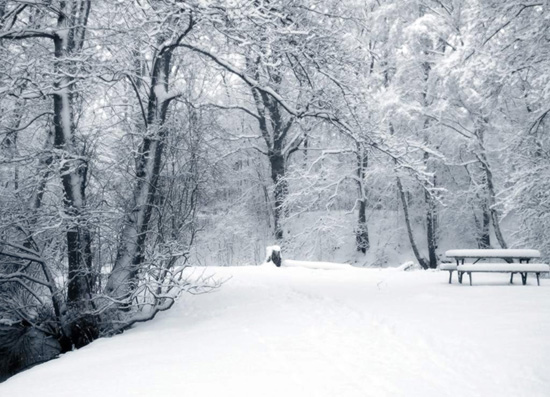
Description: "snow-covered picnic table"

(442, 249), (549, 286)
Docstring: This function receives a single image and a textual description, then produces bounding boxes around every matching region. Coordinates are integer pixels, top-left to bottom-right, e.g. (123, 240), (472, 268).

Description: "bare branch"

(0, 29), (56, 40)
(2, 112), (53, 134)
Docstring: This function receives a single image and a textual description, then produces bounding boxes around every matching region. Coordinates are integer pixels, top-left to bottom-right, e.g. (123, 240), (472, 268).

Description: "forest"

(0, 0), (549, 380)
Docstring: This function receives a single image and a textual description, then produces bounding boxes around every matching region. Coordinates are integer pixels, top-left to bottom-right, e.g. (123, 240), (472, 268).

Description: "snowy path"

(2, 265), (550, 396)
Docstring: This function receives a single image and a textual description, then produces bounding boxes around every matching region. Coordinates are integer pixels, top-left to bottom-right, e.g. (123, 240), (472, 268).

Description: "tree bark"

(270, 152), (287, 240)
(106, 70), (170, 300)
(425, 190), (437, 268)
(483, 159), (508, 249)
(478, 197), (491, 248)
(106, 16), (195, 301)
(52, 3), (94, 315)
(251, 72), (293, 241)
(0, 0), (95, 350)
(424, 153), (437, 268)
(466, 163), (491, 248)
(475, 128), (508, 249)
(356, 144), (369, 253)
(397, 177), (429, 269)
(52, 1), (97, 348)
(2, 99), (24, 191)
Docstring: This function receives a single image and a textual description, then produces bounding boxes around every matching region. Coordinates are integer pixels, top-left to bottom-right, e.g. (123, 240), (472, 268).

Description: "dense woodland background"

(0, 0), (549, 380)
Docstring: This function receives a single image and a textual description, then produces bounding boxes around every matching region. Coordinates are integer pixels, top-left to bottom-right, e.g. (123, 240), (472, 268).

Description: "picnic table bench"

(441, 249), (549, 286)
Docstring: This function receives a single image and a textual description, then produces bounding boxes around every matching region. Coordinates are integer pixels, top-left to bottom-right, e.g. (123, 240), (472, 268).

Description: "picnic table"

(441, 249), (549, 286)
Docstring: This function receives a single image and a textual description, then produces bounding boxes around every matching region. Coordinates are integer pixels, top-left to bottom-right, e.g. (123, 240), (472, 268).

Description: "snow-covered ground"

(2, 264), (550, 396)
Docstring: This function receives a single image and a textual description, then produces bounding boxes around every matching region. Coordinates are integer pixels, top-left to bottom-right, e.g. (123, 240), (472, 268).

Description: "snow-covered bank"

(2, 265), (549, 396)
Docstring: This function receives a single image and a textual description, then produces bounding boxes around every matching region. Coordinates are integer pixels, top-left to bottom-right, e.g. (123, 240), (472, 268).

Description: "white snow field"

(2, 263), (550, 397)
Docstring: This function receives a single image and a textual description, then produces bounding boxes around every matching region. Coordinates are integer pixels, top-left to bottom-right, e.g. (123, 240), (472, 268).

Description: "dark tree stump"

(266, 246), (282, 267)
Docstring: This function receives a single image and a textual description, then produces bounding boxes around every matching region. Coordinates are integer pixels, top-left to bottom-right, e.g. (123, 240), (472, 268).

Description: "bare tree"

(106, 8), (195, 303)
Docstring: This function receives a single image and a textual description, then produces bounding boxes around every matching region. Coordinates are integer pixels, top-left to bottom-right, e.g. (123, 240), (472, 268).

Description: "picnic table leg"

(536, 273), (540, 286)
(458, 272), (463, 284)
(510, 272), (514, 284)
(448, 270), (453, 284)
(521, 272), (527, 285)
(467, 272), (472, 286)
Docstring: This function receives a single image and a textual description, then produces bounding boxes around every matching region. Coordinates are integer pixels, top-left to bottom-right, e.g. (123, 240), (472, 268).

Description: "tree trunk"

(2, 100), (24, 191)
(0, 0), (96, 350)
(106, 35), (181, 302)
(467, 163), (491, 249)
(425, 190), (437, 268)
(424, 153), (437, 269)
(31, 130), (54, 213)
(357, 200), (369, 253)
(249, 55), (293, 241)
(53, 14), (93, 307)
(397, 177), (429, 269)
(476, 128), (508, 249)
(107, 133), (167, 300)
(478, 199), (491, 248)
(52, 1), (97, 348)
(481, 160), (508, 249)
(270, 152), (287, 240)
(356, 144), (369, 253)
